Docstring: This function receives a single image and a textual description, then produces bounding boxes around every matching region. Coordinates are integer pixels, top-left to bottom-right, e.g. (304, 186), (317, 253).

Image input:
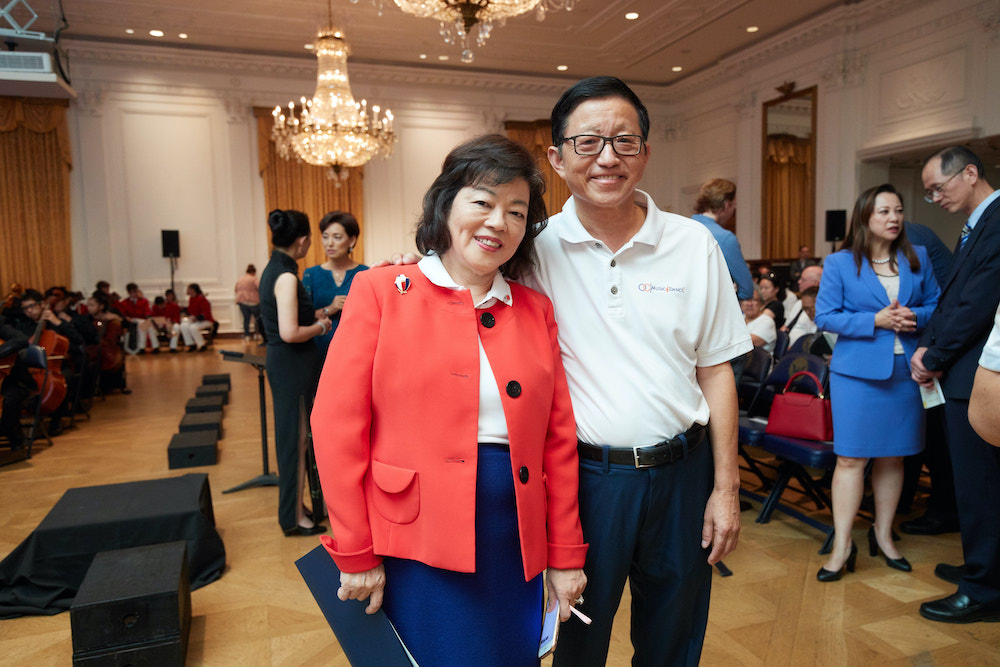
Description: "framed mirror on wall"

(761, 85), (817, 260)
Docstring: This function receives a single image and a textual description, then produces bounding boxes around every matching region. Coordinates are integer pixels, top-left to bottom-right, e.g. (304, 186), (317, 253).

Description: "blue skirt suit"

(815, 248), (940, 457)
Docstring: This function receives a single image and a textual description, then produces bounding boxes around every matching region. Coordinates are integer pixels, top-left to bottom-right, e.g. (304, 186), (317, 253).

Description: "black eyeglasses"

(561, 134), (645, 156)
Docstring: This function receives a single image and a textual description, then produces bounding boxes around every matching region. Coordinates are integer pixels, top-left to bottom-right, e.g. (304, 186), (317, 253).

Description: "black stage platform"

(0, 473), (225, 618)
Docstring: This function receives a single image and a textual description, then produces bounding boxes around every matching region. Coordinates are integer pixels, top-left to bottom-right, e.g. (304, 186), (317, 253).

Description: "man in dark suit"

(911, 145), (1000, 623)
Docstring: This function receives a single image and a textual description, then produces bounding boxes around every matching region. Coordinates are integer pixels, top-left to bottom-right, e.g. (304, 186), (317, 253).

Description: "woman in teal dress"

(302, 211), (368, 355)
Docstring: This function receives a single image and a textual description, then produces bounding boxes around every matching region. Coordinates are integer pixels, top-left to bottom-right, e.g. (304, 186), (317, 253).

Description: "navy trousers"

(944, 399), (1000, 604)
(553, 440), (714, 667)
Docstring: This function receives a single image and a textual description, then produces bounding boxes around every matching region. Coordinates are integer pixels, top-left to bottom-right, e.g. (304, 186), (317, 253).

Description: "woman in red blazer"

(312, 135), (587, 666)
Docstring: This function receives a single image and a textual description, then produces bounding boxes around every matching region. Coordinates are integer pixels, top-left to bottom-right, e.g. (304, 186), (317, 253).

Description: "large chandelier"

(272, 24), (394, 180)
(351, 0), (575, 62)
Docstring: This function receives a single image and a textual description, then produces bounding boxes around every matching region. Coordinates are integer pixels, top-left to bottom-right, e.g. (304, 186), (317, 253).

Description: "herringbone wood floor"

(1, 339), (999, 665)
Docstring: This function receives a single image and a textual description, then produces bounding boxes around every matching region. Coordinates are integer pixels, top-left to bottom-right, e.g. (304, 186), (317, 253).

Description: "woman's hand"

(545, 567), (587, 622)
(875, 299), (916, 333)
(338, 564), (386, 615)
(328, 295), (348, 314)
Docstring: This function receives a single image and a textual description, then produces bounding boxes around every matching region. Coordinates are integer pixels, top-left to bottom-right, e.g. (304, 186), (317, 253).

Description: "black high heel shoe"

(868, 526), (911, 572)
(817, 542), (858, 582)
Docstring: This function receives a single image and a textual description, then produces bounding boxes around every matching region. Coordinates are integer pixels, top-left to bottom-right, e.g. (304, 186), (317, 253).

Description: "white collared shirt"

(418, 255), (512, 444)
(523, 190), (752, 446)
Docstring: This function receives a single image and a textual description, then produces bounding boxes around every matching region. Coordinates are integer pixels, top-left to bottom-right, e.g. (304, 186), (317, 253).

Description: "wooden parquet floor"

(2, 339), (999, 666)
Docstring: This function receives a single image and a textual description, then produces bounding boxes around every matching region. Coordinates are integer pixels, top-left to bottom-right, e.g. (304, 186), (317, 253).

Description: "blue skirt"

(830, 354), (925, 458)
(381, 445), (543, 667)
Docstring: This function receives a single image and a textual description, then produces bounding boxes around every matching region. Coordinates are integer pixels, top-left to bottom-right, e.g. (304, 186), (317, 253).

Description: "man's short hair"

(125, 282), (138, 293)
(20, 289), (44, 304)
(694, 179), (736, 214)
(550, 76), (650, 147)
(924, 145), (985, 180)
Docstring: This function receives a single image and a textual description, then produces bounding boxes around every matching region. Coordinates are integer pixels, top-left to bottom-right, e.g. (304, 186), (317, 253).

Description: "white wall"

(63, 0), (1000, 330)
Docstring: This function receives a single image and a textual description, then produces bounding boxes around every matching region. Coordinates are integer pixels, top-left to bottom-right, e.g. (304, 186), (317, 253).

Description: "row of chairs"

(736, 347), (838, 551)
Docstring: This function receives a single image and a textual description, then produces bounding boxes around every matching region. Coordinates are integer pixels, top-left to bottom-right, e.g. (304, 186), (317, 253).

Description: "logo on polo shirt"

(637, 282), (685, 294)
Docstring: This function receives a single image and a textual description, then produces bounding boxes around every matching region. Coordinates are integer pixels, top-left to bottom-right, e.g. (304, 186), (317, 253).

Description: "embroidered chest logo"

(637, 282), (685, 295)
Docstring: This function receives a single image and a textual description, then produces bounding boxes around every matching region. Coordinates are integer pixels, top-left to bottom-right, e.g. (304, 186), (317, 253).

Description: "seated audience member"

(119, 283), (155, 354)
(95, 280), (122, 315)
(0, 319), (31, 449)
(789, 244), (820, 288)
(741, 287), (777, 354)
(85, 291), (129, 394)
(785, 285), (819, 346)
(971, 304), (1000, 446)
(14, 290), (85, 434)
(180, 284), (214, 352)
(783, 265), (823, 338)
(758, 273), (786, 328)
(151, 293), (182, 352)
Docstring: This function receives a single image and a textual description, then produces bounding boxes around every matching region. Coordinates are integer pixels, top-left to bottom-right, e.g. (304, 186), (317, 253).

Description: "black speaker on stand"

(825, 210), (846, 254)
(162, 230), (180, 293)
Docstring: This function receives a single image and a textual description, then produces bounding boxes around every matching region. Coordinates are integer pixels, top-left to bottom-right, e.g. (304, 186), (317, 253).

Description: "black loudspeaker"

(825, 210), (847, 242)
(161, 230), (180, 258)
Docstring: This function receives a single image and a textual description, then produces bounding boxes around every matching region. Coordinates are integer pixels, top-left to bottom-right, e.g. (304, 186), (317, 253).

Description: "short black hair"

(126, 283), (138, 292)
(268, 209), (311, 248)
(319, 211), (361, 238)
(550, 76), (650, 147)
(21, 289), (44, 304)
(188, 283), (203, 296)
(415, 134), (547, 281)
(924, 145), (985, 180)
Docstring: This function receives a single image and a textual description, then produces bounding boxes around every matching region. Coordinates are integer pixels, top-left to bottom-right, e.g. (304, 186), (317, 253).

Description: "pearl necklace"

(871, 256), (892, 264)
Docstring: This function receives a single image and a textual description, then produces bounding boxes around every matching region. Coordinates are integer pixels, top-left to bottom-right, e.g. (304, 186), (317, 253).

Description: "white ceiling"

(11, 0), (848, 86)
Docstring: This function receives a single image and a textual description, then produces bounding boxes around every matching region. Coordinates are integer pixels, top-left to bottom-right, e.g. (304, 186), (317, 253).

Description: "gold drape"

(254, 108), (365, 273)
(763, 134), (814, 259)
(505, 120), (571, 218)
(0, 97), (73, 293)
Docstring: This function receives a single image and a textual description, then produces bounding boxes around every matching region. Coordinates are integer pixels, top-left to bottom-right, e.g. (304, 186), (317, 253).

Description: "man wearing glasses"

(911, 145), (1000, 623)
(531, 77), (751, 666)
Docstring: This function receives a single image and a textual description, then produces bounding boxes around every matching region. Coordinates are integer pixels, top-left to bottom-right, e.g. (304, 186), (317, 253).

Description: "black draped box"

(178, 412), (222, 438)
(0, 473), (225, 618)
(200, 374), (231, 389)
(168, 431), (218, 469)
(194, 385), (228, 405)
(71, 541), (191, 666)
(184, 395), (224, 414)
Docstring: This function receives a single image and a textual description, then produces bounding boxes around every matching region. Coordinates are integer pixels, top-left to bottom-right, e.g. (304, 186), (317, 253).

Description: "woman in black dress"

(259, 209), (332, 536)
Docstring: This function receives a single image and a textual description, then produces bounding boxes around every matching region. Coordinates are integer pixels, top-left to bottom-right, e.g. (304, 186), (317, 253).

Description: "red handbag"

(764, 371), (833, 441)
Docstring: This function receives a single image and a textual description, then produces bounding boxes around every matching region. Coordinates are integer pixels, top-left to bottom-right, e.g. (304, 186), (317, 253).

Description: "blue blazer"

(815, 247), (940, 381)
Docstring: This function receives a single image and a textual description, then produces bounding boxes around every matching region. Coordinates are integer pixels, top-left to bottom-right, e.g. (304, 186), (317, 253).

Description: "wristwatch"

(323, 307), (330, 317)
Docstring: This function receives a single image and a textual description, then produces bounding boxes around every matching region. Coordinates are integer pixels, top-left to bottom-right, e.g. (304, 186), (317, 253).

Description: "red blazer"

(312, 266), (587, 580)
(186, 294), (213, 322)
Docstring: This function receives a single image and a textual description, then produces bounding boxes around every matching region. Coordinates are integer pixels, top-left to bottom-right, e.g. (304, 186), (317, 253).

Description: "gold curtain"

(254, 108), (365, 273)
(0, 97), (73, 293)
(505, 120), (571, 218)
(763, 134), (814, 259)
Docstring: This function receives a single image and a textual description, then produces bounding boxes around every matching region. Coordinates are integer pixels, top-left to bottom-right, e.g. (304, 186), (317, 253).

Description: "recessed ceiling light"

(178, 33), (188, 39)
(125, 28), (135, 35)
(419, 54), (427, 59)
(625, 12), (639, 20)
(672, 66), (683, 72)
(438, 55), (449, 61)
(149, 29), (164, 37)
(746, 26), (759, 33)
(557, 65), (568, 71)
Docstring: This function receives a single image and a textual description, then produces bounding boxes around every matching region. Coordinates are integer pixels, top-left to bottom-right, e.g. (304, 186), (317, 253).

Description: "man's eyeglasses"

(923, 168), (964, 203)
(561, 134), (645, 156)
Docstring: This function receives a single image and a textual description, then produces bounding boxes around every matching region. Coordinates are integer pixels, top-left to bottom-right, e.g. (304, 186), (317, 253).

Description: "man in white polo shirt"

(970, 304), (1000, 446)
(533, 76), (752, 667)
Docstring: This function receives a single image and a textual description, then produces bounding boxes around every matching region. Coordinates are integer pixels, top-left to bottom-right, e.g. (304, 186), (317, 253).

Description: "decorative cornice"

(820, 49), (867, 90)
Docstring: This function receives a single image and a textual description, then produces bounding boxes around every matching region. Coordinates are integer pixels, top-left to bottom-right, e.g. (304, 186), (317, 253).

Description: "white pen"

(569, 605), (592, 625)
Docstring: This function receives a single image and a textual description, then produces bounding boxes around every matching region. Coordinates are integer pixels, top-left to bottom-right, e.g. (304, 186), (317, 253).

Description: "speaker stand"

(220, 351), (280, 494)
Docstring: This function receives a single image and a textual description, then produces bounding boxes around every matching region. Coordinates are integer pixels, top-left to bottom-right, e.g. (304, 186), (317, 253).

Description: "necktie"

(959, 223), (972, 250)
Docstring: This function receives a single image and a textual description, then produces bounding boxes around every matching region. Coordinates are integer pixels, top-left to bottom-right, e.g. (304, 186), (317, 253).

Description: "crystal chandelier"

(271, 24), (394, 180)
(350, 0), (575, 63)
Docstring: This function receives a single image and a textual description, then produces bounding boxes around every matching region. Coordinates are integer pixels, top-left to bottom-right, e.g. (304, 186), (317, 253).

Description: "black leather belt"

(578, 423), (707, 469)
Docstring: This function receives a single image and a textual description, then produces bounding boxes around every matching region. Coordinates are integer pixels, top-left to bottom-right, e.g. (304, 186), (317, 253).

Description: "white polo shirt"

(523, 190), (752, 447)
(980, 304), (1000, 372)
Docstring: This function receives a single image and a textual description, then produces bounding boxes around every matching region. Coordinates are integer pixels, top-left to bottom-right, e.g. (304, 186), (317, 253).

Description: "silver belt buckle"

(632, 445), (654, 469)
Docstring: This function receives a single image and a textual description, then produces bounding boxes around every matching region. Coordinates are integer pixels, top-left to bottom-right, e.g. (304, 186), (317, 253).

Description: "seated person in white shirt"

(741, 286), (776, 354)
(784, 285), (819, 346)
(970, 304), (1000, 446)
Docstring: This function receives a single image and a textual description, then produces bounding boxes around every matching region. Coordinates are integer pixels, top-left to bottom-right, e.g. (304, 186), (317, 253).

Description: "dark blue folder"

(295, 545), (415, 666)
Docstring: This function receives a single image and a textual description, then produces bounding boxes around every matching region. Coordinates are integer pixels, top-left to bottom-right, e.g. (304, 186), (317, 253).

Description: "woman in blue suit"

(814, 184), (940, 581)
